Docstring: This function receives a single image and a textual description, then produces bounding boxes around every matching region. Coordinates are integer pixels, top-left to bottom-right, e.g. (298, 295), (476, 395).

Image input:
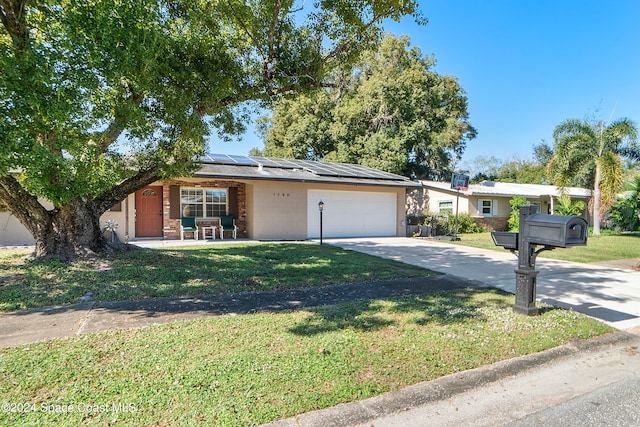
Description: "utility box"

(523, 214), (588, 248)
(491, 231), (519, 250)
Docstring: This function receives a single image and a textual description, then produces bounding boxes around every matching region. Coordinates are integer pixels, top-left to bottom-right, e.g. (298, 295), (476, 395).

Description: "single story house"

(414, 180), (592, 230)
(0, 154), (421, 245)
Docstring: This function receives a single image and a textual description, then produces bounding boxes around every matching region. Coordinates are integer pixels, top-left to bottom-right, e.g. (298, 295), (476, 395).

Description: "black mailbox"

(523, 214), (588, 248)
(491, 231), (518, 250)
(490, 205), (589, 316)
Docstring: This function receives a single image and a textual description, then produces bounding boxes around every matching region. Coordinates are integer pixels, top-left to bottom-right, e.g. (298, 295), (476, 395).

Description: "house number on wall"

(273, 192), (290, 197)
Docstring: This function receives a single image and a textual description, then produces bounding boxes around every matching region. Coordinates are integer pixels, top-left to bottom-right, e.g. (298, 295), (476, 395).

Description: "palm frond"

(598, 151), (625, 206)
(603, 118), (639, 155)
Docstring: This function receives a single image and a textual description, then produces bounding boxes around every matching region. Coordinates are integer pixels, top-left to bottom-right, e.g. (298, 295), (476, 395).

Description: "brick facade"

(161, 179), (247, 239)
(475, 216), (508, 231)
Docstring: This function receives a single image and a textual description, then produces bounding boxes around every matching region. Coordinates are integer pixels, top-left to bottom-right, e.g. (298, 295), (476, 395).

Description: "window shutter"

(169, 185), (180, 219)
(228, 187), (238, 217)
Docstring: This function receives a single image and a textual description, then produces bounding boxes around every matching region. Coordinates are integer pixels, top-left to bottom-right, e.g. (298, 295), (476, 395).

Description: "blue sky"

(210, 0), (640, 171)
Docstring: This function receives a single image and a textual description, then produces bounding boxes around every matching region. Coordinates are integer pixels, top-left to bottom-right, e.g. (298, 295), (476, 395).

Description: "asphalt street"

(505, 375), (640, 427)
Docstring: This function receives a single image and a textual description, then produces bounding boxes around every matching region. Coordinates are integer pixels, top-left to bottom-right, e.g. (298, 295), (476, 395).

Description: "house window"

(479, 199), (494, 216)
(438, 201), (453, 214)
(181, 188), (227, 218)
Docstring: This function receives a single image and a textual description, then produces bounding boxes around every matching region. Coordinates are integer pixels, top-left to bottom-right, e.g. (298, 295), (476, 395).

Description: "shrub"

(508, 196), (529, 231)
(608, 176), (640, 231)
(555, 194), (586, 216)
(406, 214), (427, 226)
(409, 211), (485, 235)
(609, 195), (640, 231)
(450, 213), (485, 234)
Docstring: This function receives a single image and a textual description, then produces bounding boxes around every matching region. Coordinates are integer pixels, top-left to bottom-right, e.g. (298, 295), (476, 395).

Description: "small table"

(201, 226), (216, 240)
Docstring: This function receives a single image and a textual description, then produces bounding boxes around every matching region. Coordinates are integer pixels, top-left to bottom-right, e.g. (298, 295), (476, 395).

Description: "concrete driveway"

(328, 237), (640, 330)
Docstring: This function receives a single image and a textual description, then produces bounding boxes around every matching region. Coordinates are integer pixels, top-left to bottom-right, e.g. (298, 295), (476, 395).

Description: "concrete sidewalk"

(328, 237), (640, 330)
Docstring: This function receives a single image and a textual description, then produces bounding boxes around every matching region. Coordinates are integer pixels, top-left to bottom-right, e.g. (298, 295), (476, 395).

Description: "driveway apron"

(328, 237), (640, 330)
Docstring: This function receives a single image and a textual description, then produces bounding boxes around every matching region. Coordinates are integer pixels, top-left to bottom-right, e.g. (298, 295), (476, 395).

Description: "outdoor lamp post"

(318, 200), (324, 245)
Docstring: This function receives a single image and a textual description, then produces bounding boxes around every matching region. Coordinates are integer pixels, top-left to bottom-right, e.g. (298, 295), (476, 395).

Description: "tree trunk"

(1, 167), (162, 262)
(593, 163), (602, 236)
(29, 199), (110, 261)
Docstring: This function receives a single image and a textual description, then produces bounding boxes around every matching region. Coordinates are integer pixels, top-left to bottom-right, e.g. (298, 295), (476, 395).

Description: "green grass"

(445, 232), (640, 263)
(0, 243), (433, 312)
(0, 288), (613, 427)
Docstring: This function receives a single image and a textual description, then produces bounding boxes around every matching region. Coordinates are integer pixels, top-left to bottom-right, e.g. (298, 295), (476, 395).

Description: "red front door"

(135, 186), (163, 237)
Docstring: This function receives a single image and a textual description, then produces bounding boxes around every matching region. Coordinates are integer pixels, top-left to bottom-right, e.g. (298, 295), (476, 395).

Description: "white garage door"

(307, 190), (397, 238)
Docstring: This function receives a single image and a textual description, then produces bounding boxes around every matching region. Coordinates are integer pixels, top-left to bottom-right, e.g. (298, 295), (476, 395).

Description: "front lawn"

(0, 243), (434, 312)
(446, 232), (640, 263)
(0, 288), (612, 426)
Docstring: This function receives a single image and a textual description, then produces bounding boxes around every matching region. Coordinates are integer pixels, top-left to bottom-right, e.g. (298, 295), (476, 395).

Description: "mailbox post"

(491, 204), (588, 316)
(514, 204), (540, 315)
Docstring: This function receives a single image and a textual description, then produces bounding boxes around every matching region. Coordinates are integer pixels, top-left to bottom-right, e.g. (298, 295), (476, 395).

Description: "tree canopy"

(254, 34), (476, 180)
(0, 0), (421, 259)
(464, 143), (553, 184)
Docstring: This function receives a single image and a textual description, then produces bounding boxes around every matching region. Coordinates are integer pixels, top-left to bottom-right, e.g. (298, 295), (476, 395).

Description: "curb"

(262, 330), (639, 427)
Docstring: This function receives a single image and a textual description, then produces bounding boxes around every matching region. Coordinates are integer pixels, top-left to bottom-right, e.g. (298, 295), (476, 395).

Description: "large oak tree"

(254, 35), (476, 180)
(0, 0), (420, 260)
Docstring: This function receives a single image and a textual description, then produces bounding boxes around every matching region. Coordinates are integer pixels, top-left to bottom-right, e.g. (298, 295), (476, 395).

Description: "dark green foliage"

(451, 213), (486, 234)
(256, 35), (476, 180)
(609, 197), (640, 231)
(554, 194), (586, 216)
(508, 196), (529, 231)
(609, 176), (640, 231)
(408, 213), (485, 234)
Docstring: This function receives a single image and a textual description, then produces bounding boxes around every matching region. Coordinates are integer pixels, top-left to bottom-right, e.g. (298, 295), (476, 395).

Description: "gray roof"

(423, 180), (592, 198)
(195, 154), (421, 187)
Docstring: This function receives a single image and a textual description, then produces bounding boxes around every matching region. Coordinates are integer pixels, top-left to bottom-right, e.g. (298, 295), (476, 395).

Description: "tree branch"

(224, 0), (266, 62)
(0, 175), (51, 235)
(91, 167), (162, 214)
(267, 0), (282, 62)
(94, 92), (145, 152)
(0, 0), (29, 51)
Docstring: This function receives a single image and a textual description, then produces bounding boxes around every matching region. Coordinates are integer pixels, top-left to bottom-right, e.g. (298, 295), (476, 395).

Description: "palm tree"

(547, 118), (640, 235)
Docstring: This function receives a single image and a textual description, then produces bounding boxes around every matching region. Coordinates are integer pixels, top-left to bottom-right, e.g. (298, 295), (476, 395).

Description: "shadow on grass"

(288, 301), (397, 335)
(288, 289), (513, 336)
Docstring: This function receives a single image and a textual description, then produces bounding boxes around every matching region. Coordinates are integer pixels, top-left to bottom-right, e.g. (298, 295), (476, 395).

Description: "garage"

(307, 189), (397, 238)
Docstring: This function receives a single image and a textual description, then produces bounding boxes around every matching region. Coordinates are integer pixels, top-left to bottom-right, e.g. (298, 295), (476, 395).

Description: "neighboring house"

(0, 154), (421, 245)
(417, 180), (592, 231)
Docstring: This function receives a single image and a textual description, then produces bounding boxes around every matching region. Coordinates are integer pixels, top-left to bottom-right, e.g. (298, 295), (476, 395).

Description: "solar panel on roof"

(203, 154), (258, 166)
(276, 159), (307, 169)
(321, 163), (360, 177)
(226, 154), (257, 166)
(202, 154), (410, 182)
(202, 154), (225, 163)
(249, 156), (280, 167)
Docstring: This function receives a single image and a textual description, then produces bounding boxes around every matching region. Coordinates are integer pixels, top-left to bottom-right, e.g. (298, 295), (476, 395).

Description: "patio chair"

(219, 215), (237, 239)
(180, 217), (198, 240)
